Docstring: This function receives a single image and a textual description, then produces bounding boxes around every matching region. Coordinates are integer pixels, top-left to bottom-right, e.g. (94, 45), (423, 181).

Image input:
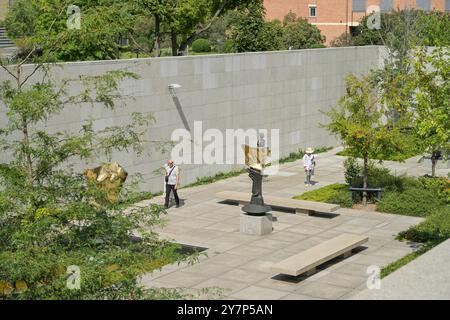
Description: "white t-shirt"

(166, 165), (179, 185)
(303, 154), (315, 170)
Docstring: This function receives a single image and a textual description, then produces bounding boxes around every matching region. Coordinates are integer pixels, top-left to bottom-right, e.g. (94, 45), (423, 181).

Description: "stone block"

(240, 213), (273, 236)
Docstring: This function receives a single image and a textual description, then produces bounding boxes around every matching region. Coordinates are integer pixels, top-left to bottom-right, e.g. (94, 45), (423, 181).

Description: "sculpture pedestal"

(240, 213), (273, 236)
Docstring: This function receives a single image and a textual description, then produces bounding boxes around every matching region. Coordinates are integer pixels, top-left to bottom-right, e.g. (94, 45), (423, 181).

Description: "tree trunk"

(363, 155), (368, 206)
(177, 1), (227, 54)
(154, 13), (161, 57)
(431, 153), (438, 177)
(171, 30), (178, 56)
(22, 120), (33, 184)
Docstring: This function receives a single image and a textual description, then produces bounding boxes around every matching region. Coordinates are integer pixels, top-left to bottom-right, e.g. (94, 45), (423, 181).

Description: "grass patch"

(183, 169), (247, 188)
(380, 244), (432, 278)
(279, 147), (333, 164)
(182, 146), (334, 188)
(377, 187), (447, 217)
(336, 149), (418, 161)
(294, 184), (353, 208)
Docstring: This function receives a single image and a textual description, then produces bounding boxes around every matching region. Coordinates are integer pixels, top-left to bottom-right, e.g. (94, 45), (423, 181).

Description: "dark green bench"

(349, 187), (382, 201)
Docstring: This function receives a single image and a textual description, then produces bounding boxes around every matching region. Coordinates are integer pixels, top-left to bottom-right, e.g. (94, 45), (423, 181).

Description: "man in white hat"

(303, 147), (315, 187)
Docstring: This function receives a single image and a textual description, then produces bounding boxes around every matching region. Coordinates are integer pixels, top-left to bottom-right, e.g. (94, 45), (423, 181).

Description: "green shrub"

(191, 39), (211, 52)
(345, 159), (419, 192)
(222, 40), (235, 53)
(343, 157), (361, 185)
(377, 187), (446, 217)
(309, 44), (326, 48)
(399, 208), (450, 244)
(294, 184), (353, 208)
(418, 176), (450, 202)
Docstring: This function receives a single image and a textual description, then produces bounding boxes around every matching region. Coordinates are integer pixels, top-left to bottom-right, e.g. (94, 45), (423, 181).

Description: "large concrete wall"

(0, 46), (382, 192)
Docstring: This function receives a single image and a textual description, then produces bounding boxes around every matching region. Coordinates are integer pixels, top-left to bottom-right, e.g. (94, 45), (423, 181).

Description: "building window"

(352, 0), (366, 12)
(380, 0), (393, 12)
(309, 5), (317, 18)
(446, 0), (450, 11)
(416, 0), (431, 11)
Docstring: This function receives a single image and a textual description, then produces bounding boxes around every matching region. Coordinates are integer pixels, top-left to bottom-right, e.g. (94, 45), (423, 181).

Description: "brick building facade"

(264, 0), (450, 45)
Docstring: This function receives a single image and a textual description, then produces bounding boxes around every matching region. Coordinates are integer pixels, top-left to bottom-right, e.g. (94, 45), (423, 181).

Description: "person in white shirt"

(302, 147), (315, 187)
(164, 159), (180, 208)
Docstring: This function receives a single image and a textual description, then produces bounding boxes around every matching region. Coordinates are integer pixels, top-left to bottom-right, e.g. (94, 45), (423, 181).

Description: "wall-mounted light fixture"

(168, 83), (182, 90)
(167, 83), (190, 131)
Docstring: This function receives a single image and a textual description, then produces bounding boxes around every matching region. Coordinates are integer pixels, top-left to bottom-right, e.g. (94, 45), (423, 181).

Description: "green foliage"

(307, 162), (449, 217)
(4, 0), (134, 62)
(330, 32), (353, 47)
(229, 1), (279, 53)
(191, 38), (211, 52)
(380, 244), (431, 278)
(399, 208), (450, 244)
(337, 137), (420, 161)
(352, 10), (450, 48)
(377, 187), (446, 217)
(418, 176), (450, 202)
(183, 169), (246, 188)
(294, 184), (353, 208)
(136, 0), (257, 55)
(279, 147), (332, 164)
(383, 206), (450, 278)
(281, 13), (325, 49)
(324, 73), (408, 163)
(343, 157), (361, 185)
(222, 39), (235, 53)
(230, 4), (324, 53)
(0, 56), (190, 298)
(4, 0), (39, 39)
(410, 47), (450, 165)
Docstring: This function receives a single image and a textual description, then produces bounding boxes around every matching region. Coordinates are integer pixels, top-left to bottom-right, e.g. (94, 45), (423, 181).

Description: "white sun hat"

(305, 147), (315, 154)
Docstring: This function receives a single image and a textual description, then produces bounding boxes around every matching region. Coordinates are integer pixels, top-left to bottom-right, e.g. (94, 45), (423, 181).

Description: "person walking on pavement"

(164, 159), (180, 208)
(302, 147), (315, 187)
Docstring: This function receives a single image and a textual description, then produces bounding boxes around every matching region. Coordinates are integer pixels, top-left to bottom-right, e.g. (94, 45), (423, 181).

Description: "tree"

(410, 47), (450, 177)
(229, 1), (283, 52)
(330, 32), (353, 47)
(175, 0), (257, 55)
(5, 0), (135, 62)
(354, 10), (426, 126)
(0, 9), (196, 299)
(281, 12), (325, 49)
(4, 0), (40, 39)
(323, 74), (406, 205)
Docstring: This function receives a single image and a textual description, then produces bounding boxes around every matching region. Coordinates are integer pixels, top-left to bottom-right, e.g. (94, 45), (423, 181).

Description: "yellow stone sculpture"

(84, 162), (128, 204)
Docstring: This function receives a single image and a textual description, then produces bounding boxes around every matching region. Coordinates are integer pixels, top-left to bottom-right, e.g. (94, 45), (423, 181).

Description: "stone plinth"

(240, 213), (273, 236)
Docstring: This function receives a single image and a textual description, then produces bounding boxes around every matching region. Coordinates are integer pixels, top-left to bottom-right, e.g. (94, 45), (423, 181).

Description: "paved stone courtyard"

(135, 148), (447, 300)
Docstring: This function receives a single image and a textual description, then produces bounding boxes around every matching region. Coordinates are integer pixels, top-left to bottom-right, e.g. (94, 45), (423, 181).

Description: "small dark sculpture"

(242, 145), (271, 216)
(242, 167), (271, 216)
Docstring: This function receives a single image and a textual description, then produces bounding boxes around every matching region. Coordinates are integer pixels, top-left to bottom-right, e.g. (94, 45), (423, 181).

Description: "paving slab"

(137, 147), (443, 299)
(352, 239), (450, 300)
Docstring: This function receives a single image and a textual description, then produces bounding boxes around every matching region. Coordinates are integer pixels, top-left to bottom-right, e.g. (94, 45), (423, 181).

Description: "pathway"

(134, 147), (447, 300)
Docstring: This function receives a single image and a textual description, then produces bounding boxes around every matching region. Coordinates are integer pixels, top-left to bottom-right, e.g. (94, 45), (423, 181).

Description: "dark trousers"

(165, 184), (180, 207)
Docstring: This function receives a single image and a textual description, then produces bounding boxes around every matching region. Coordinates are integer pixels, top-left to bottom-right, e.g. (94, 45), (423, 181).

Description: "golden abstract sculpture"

(243, 144), (271, 172)
(84, 162), (128, 204)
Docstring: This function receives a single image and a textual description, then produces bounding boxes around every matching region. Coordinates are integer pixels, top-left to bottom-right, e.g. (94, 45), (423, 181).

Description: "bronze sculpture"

(242, 144), (271, 216)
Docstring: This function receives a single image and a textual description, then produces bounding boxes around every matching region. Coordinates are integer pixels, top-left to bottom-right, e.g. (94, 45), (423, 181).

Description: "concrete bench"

(271, 233), (369, 277)
(215, 191), (340, 215)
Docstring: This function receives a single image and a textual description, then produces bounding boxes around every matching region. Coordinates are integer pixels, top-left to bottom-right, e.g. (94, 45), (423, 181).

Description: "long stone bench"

(271, 233), (369, 277)
(215, 191), (340, 215)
